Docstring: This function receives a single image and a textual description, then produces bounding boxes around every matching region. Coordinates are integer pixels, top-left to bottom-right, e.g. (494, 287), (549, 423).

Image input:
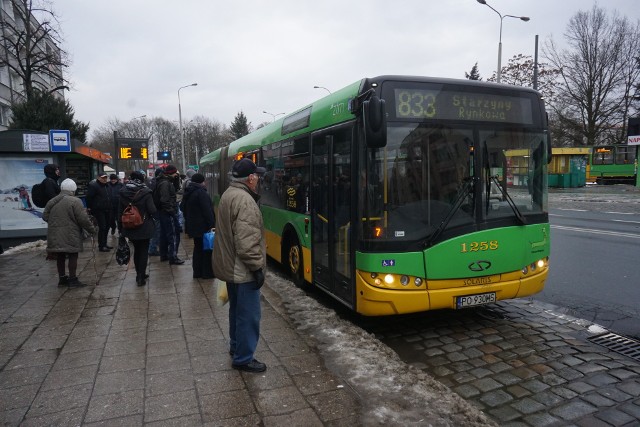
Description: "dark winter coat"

(43, 190), (96, 253)
(107, 181), (124, 210)
(86, 180), (110, 211)
(212, 181), (266, 283)
(118, 182), (157, 240)
(180, 183), (215, 238)
(154, 175), (177, 215)
(42, 164), (61, 202)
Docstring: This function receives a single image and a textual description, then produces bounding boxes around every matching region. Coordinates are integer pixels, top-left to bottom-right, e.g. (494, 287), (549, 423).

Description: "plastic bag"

(203, 230), (215, 251)
(215, 278), (228, 306)
(115, 236), (130, 266)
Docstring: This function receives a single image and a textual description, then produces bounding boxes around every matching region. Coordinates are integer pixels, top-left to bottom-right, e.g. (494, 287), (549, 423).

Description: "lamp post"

(477, 0), (529, 84)
(263, 110), (284, 122)
(313, 85), (331, 94)
(178, 83), (197, 173)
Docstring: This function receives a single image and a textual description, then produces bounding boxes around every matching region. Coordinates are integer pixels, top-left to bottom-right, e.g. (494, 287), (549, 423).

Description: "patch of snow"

(265, 271), (496, 426)
(1, 240), (46, 255)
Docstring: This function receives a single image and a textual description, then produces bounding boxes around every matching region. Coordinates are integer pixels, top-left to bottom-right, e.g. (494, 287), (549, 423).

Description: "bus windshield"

(359, 123), (548, 247)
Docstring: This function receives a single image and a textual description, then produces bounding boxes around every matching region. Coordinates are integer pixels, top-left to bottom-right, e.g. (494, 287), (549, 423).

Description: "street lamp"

(477, 0), (529, 83)
(178, 83), (197, 173)
(313, 85), (331, 94)
(263, 110), (285, 122)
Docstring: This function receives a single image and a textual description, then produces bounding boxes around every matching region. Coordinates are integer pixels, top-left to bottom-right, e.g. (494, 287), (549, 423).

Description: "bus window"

(593, 147), (613, 165)
(616, 147), (636, 165)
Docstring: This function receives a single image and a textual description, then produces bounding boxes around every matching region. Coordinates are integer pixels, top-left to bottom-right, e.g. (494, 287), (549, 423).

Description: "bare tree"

(544, 5), (640, 146)
(487, 54), (560, 104)
(0, 0), (68, 100)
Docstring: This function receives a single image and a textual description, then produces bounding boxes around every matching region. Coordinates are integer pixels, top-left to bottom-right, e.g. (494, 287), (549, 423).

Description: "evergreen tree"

(465, 63), (482, 81)
(9, 90), (89, 142)
(229, 111), (251, 140)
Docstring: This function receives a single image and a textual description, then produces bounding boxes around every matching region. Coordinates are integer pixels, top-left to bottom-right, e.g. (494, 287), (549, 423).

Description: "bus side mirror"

(364, 95), (387, 148)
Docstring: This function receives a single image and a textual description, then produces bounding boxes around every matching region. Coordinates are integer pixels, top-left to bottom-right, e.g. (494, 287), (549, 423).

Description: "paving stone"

(306, 388), (359, 423)
(510, 397), (547, 415)
(594, 408), (637, 426)
(41, 363), (98, 391)
(94, 369), (145, 396)
(85, 389), (144, 423)
(146, 369), (195, 397)
(21, 407), (85, 426)
(550, 400), (598, 421)
(199, 389), (256, 423)
(479, 389), (514, 407)
(144, 389), (199, 423)
(27, 382), (92, 418)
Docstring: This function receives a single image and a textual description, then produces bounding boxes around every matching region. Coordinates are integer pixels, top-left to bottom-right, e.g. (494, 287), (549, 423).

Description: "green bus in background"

(200, 76), (551, 316)
(587, 117), (640, 185)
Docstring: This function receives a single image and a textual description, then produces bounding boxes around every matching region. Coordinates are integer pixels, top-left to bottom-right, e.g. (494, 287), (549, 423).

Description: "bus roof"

(200, 75), (544, 166)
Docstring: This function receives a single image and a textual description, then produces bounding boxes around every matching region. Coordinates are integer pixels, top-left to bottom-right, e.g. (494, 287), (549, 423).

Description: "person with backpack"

(180, 173), (215, 279)
(34, 163), (62, 260)
(43, 178), (96, 288)
(86, 173), (113, 252)
(119, 171), (157, 286)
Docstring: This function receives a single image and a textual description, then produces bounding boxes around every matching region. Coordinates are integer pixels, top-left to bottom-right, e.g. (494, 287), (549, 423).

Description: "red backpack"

(121, 190), (145, 229)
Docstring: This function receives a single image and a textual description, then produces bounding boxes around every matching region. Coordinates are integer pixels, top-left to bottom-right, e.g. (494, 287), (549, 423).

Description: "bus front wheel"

(286, 235), (304, 286)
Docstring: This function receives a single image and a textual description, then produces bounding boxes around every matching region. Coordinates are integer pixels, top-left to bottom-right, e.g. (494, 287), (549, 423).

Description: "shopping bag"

(203, 230), (215, 251)
(215, 278), (228, 306)
(115, 236), (130, 266)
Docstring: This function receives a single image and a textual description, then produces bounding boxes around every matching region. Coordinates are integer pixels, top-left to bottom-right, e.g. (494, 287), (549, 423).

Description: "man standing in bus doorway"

(213, 158), (267, 373)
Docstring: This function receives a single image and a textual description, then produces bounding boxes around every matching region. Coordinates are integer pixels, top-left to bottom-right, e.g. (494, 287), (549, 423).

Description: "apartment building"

(0, 0), (64, 130)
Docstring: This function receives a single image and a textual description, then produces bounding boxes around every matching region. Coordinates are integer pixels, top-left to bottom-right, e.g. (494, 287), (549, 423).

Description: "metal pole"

(113, 131), (119, 175)
(497, 18), (503, 83)
(178, 83), (197, 173)
(533, 35), (539, 90)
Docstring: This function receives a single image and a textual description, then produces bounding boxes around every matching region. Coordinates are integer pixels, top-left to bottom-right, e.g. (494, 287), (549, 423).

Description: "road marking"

(556, 208), (588, 212)
(551, 225), (640, 239)
(612, 219), (640, 224)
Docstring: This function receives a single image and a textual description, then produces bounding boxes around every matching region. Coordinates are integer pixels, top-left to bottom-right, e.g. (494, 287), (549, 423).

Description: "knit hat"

(186, 169), (196, 179)
(60, 178), (77, 192)
(109, 174), (118, 180)
(155, 167), (164, 177)
(191, 173), (205, 184)
(44, 164), (59, 175)
(129, 170), (146, 183)
(164, 165), (178, 175)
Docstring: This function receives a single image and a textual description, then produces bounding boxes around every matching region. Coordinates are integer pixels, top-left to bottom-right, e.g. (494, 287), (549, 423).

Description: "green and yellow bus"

(200, 75), (551, 316)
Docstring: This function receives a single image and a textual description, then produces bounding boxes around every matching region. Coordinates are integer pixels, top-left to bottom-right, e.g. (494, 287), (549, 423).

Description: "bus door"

(311, 127), (354, 307)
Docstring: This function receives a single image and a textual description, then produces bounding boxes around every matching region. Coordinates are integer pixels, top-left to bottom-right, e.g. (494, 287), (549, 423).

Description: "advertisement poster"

(0, 157), (52, 235)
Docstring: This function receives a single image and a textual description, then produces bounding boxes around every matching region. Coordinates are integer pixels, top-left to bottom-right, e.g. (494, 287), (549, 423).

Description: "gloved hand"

(253, 268), (265, 289)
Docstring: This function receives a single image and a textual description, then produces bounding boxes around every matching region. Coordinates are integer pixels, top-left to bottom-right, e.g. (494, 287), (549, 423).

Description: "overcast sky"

(54, 0), (638, 138)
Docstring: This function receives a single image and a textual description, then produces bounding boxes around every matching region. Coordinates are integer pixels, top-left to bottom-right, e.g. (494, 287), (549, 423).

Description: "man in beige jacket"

(213, 158), (267, 373)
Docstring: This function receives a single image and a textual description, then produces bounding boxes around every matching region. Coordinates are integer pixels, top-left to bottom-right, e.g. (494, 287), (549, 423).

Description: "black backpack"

(31, 180), (48, 208)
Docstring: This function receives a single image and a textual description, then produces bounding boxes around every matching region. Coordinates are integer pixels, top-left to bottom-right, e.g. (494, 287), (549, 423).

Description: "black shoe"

(169, 258), (185, 265)
(99, 247), (111, 252)
(58, 275), (69, 287)
(232, 359), (266, 373)
(229, 350), (234, 357)
(67, 277), (88, 288)
(136, 277), (146, 286)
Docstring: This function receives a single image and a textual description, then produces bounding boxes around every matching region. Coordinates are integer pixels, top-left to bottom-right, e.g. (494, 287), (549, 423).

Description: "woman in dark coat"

(180, 173), (215, 279)
(118, 171), (157, 286)
(43, 178), (96, 287)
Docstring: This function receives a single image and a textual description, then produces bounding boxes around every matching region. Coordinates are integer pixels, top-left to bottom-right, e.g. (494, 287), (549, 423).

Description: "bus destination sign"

(392, 88), (534, 125)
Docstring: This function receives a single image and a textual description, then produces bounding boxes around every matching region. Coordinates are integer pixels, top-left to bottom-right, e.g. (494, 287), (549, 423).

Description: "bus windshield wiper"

(489, 175), (527, 225)
(424, 177), (475, 248)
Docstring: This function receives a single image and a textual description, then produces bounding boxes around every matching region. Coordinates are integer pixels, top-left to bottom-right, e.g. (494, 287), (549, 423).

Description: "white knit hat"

(60, 178), (77, 192)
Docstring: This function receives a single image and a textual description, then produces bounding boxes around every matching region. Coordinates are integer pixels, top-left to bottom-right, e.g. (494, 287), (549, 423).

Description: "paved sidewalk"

(0, 236), (361, 426)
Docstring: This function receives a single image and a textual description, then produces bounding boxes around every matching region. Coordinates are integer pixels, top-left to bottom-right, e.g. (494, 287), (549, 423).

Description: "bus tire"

(285, 234), (304, 287)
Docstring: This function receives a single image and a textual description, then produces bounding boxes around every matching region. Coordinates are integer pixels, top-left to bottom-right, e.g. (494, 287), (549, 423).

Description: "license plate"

(456, 292), (496, 308)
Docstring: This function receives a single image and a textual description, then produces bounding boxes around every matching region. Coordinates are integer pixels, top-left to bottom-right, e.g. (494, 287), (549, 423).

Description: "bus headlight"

(537, 259), (545, 269)
(384, 274), (394, 284)
(414, 277), (423, 287)
(522, 266), (529, 275)
(400, 275), (409, 286)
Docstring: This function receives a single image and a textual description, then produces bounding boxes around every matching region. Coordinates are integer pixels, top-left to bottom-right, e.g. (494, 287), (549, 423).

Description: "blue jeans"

(228, 281), (262, 365)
